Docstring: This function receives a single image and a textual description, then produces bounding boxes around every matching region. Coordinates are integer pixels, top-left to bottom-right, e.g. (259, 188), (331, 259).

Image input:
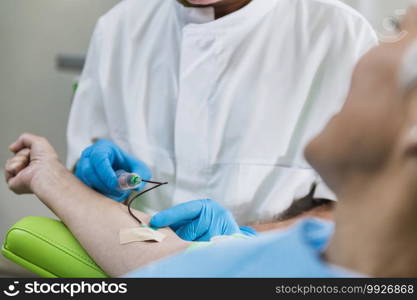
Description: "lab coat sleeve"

(313, 10), (379, 202)
(66, 19), (109, 170)
(314, 177), (336, 201)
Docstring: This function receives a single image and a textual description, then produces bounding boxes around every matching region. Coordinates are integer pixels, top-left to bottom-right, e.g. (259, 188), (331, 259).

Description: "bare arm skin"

(252, 203), (334, 232)
(4, 134), (191, 277)
(250, 186), (334, 232)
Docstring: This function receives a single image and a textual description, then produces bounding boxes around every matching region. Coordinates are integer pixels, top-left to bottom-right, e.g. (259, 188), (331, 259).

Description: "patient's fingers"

(9, 133), (57, 161)
(5, 148), (30, 179)
(9, 133), (39, 153)
(4, 168), (12, 183)
(7, 171), (32, 195)
(5, 156), (29, 176)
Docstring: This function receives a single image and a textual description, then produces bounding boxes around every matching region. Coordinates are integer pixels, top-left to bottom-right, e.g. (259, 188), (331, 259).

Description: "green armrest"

(1, 216), (108, 278)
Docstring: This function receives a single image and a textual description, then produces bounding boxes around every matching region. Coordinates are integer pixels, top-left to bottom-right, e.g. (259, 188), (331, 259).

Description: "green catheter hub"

(115, 169), (168, 226)
(116, 170), (142, 190)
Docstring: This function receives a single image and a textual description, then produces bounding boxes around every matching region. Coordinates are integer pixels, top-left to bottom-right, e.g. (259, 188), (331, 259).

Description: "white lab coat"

(67, 0), (377, 224)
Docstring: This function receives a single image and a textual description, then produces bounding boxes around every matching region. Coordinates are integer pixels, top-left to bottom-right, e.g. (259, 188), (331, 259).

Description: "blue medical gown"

(124, 218), (359, 277)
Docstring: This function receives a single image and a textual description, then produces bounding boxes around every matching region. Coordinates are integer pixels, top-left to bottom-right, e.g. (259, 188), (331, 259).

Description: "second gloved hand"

(150, 199), (257, 241)
(75, 139), (151, 202)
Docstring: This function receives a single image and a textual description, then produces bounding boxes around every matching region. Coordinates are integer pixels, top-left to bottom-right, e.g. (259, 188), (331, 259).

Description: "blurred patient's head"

(305, 8), (417, 276)
(305, 10), (417, 198)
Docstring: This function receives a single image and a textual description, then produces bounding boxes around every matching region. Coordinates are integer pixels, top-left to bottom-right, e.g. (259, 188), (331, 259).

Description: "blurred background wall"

(343, 0), (417, 33)
(0, 0), (416, 276)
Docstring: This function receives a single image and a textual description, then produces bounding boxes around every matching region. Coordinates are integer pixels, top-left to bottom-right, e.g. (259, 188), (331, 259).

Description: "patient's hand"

(5, 133), (64, 195)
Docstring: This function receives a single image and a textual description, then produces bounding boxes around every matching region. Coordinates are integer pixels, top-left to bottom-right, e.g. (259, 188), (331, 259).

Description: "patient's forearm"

(33, 165), (191, 277)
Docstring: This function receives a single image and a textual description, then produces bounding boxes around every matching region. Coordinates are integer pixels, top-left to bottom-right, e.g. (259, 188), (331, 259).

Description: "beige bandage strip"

(119, 227), (166, 244)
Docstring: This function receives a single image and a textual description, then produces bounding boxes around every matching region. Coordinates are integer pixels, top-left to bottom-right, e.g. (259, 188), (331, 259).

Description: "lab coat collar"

(180, 4), (215, 25)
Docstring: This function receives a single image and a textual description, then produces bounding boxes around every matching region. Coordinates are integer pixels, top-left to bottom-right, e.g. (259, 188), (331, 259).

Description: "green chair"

(1, 216), (108, 278)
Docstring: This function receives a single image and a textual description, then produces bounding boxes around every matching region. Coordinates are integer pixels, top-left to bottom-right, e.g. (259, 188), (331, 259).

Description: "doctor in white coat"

(67, 0), (378, 240)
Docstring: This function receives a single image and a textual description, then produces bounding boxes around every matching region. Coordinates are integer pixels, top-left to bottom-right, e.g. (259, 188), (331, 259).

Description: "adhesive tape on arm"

(119, 227), (166, 244)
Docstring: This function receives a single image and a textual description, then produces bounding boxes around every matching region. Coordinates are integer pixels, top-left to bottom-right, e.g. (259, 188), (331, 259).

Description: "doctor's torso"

(67, 0), (377, 224)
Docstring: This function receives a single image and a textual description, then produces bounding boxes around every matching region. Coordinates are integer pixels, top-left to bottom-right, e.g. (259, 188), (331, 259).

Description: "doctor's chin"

(1, 0), (417, 298)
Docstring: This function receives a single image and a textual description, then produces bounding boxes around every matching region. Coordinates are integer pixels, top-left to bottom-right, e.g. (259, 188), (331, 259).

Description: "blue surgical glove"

(75, 139), (152, 202)
(150, 199), (257, 241)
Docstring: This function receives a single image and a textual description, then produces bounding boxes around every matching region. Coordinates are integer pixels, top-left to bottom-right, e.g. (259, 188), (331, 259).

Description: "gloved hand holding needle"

(75, 139), (152, 202)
